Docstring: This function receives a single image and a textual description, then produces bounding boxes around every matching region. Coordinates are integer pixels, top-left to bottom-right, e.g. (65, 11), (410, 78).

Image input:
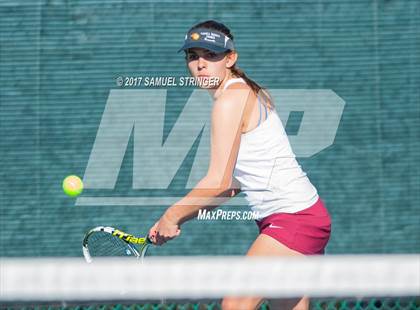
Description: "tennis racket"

(82, 226), (152, 263)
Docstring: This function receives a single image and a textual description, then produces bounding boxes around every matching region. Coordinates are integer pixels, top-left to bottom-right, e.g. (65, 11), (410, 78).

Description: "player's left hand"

(149, 216), (181, 246)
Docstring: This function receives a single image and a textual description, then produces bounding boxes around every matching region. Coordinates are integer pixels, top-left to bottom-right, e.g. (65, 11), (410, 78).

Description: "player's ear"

(226, 51), (238, 69)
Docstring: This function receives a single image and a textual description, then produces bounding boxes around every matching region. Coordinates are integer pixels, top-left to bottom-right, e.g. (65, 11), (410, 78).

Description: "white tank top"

(224, 78), (319, 219)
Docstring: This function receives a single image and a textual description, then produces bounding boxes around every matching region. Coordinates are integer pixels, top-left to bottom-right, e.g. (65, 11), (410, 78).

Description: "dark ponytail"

(230, 66), (272, 108)
(188, 20), (273, 108)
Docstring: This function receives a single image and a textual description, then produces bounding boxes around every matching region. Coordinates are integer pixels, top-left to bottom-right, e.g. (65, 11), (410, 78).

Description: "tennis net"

(1, 255), (419, 309)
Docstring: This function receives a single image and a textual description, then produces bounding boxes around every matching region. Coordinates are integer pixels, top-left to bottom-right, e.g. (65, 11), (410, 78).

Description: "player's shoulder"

(215, 81), (252, 108)
(223, 80), (250, 94)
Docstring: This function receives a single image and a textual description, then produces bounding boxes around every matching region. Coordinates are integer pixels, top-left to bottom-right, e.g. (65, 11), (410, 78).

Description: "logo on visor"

(190, 33), (200, 41)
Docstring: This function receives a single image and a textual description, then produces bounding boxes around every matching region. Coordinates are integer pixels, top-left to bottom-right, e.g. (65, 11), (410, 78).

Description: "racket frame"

(82, 226), (150, 263)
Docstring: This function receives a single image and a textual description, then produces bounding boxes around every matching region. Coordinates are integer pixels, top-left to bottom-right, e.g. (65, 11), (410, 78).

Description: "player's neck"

(208, 72), (233, 100)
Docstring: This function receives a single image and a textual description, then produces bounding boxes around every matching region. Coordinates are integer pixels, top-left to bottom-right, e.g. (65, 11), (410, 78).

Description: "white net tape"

(1, 255), (419, 301)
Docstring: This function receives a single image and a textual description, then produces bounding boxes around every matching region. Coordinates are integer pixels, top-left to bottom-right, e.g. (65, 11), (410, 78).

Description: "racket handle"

(146, 235), (154, 244)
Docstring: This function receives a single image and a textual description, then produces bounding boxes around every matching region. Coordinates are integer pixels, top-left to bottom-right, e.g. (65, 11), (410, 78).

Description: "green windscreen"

(0, 0), (419, 258)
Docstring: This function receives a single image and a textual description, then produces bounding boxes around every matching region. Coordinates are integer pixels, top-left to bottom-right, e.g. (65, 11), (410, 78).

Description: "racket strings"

(87, 231), (138, 257)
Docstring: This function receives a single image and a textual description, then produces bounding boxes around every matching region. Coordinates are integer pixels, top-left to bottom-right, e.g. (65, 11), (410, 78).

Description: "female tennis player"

(149, 20), (331, 310)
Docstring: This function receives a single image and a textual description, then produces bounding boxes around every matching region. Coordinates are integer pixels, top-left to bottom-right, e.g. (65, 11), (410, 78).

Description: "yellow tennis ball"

(63, 175), (83, 197)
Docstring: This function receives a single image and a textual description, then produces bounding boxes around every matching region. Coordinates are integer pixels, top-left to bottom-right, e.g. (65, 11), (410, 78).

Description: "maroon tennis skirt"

(256, 197), (331, 255)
